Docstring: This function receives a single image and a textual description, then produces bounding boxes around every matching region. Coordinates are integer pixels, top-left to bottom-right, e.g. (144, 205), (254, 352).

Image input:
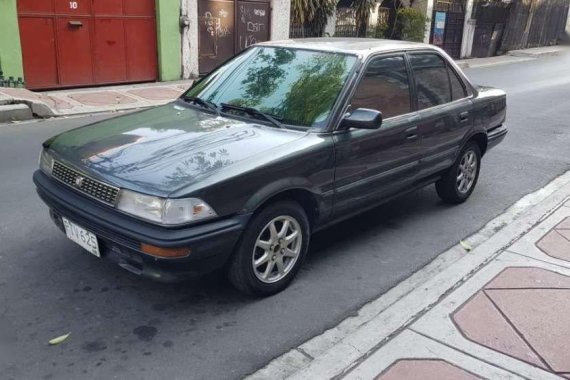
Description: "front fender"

(240, 177), (322, 214)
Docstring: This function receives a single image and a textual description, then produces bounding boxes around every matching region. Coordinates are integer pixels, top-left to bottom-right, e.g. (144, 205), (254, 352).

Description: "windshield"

(184, 46), (357, 129)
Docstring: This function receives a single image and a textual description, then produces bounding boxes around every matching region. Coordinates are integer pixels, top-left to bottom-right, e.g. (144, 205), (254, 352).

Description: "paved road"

(1, 51), (569, 380)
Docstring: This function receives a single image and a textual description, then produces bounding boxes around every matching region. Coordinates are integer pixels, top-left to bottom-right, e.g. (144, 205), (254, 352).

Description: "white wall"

(270, 0), (291, 40)
(460, 0), (476, 58)
(424, 0), (434, 43)
(181, 0), (199, 79)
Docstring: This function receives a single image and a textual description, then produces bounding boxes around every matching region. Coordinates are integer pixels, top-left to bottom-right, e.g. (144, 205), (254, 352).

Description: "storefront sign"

(433, 11), (447, 46)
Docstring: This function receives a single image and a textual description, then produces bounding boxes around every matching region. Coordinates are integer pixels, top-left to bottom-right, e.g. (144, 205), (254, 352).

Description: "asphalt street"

(1, 51), (569, 380)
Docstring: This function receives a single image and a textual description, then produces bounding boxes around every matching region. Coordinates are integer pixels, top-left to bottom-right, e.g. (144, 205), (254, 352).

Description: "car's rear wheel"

(436, 142), (481, 204)
(227, 201), (310, 296)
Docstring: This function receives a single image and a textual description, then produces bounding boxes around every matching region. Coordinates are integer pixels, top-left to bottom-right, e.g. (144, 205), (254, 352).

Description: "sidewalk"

(249, 170), (570, 380)
(0, 80), (193, 120)
(0, 45), (567, 123)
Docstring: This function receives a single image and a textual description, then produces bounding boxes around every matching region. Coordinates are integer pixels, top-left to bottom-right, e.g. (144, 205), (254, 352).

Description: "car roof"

(256, 37), (436, 57)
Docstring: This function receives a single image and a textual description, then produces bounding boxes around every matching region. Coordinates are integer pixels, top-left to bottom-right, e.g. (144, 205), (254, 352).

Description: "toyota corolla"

(34, 38), (507, 296)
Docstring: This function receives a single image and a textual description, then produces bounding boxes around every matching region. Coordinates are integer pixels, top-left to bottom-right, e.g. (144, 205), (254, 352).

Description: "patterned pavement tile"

(127, 87), (183, 100)
(345, 329), (521, 380)
(68, 91), (137, 106)
(485, 266), (570, 288)
(452, 267), (570, 377)
(536, 217), (570, 261)
(376, 359), (481, 380)
(452, 291), (547, 369)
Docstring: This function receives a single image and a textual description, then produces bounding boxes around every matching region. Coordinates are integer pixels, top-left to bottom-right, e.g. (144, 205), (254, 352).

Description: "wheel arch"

(241, 179), (322, 229)
(467, 132), (488, 156)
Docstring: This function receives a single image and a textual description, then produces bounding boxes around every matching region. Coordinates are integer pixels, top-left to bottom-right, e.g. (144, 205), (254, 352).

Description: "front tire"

(227, 201), (310, 296)
(436, 142), (481, 204)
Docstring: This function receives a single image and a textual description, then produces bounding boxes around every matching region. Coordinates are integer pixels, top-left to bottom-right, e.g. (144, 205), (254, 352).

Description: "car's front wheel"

(436, 142), (481, 204)
(227, 201), (310, 296)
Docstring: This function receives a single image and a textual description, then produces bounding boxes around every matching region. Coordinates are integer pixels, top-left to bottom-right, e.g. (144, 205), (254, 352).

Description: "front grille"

(52, 161), (120, 206)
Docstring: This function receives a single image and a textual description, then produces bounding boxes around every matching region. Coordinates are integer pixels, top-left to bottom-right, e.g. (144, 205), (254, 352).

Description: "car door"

(408, 52), (473, 178)
(332, 54), (422, 217)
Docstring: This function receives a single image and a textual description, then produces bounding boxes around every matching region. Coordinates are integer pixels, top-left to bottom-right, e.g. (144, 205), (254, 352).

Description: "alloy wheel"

(456, 150), (478, 194)
(252, 215), (302, 284)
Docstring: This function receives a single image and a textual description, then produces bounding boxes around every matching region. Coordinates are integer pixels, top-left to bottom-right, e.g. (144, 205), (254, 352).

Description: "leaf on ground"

(460, 240), (473, 252)
(49, 333), (71, 345)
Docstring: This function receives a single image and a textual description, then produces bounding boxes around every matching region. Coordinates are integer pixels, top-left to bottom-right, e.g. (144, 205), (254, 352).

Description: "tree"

(291, 0), (337, 37)
(353, 0), (376, 37)
(394, 7), (428, 42)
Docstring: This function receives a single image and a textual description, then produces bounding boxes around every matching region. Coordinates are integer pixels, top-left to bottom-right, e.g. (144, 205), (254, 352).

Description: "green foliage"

(291, 0), (336, 36)
(394, 8), (428, 42)
(280, 55), (349, 126)
(233, 48), (296, 107)
(374, 22), (390, 39)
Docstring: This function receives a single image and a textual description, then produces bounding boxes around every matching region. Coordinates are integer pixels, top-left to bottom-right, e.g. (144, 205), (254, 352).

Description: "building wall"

(270, 0), (290, 40)
(156, 0), (182, 81)
(0, 0), (24, 80)
(181, 0), (290, 78)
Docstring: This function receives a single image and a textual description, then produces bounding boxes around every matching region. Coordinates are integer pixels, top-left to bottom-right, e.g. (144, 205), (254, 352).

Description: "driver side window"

(350, 55), (412, 119)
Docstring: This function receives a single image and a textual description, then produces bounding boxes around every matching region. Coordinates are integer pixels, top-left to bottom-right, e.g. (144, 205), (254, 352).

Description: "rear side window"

(410, 54), (451, 109)
(410, 53), (468, 110)
(350, 55), (411, 119)
(449, 68), (467, 100)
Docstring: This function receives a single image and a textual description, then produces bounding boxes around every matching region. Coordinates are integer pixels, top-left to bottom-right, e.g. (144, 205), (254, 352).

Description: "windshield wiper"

(183, 96), (220, 115)
(220, 103), (284, 129)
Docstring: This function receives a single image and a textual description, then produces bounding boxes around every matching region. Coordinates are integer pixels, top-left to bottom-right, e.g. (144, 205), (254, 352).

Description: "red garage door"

(18, 0), (158, 89)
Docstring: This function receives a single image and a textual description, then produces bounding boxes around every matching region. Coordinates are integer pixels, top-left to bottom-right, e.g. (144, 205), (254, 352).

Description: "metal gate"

(430, 0), (466, 59)
(17, 0), (158, 90)
(198, 0), (270, 74)
(501, 0), (569, 51)
(471, 1), (510, 58)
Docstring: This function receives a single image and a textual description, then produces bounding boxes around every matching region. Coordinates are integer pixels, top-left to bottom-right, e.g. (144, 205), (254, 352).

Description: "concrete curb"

(246, 170), (570, 379)
(0, 103), (33, 123)
(507, 46), (566, 58)
(456, 45), (568, 69)
(0, 88), (56, 118)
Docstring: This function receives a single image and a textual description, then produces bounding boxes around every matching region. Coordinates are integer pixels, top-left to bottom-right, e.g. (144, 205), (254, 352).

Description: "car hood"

(46, 101), (306, 197)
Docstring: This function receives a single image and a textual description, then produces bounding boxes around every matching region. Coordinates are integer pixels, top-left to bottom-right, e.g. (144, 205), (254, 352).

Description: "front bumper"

(487, 123), (508, 151)
(33, 170), (249, 282)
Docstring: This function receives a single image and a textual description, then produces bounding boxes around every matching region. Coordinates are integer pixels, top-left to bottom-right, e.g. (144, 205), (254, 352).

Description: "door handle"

(458, 111), (469, 122)
(68, 20), (83, 27)
(405, 126), (418, 140)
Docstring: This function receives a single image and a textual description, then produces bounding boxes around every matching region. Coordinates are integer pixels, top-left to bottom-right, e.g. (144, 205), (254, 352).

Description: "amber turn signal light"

(141, 243), (191, 258)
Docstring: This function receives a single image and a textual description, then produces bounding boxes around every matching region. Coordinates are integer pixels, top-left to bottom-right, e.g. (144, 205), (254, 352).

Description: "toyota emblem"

(74, 176), (85, 188)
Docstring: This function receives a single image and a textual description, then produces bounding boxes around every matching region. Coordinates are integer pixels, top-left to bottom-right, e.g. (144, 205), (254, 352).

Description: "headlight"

(116, 189), (217, 225)
(39, 149), (54, 175)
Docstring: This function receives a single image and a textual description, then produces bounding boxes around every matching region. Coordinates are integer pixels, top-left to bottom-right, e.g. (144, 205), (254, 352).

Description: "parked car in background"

(34, 38), (507, 296)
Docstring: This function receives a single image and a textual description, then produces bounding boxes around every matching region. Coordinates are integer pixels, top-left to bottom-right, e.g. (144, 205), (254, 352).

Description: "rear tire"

(436, 142), (481, 204)
(227, 201), (310, 297)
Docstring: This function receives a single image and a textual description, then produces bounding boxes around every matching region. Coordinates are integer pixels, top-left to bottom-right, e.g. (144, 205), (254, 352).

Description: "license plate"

(62, 217), (100, 258)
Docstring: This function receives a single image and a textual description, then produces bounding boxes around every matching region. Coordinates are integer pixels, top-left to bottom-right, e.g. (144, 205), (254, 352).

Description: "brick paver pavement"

(453, 267), (570, 376)
(376, 359), (482, 380)
(537, 217), (570, 261)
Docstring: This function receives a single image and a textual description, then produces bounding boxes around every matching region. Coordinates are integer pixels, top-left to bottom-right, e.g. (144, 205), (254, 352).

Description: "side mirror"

(340, 108), (383, 130)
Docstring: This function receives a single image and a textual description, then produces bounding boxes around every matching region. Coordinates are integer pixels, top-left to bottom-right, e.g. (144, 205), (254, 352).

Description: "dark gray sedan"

(34, 38), (507, 296)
